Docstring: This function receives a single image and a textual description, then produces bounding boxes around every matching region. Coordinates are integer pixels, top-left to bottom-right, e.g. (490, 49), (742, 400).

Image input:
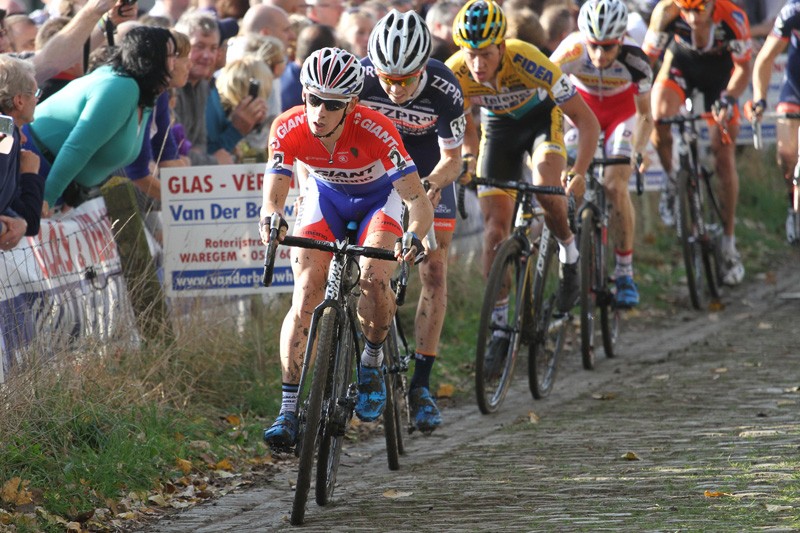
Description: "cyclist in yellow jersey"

(446, 0), (599, 366)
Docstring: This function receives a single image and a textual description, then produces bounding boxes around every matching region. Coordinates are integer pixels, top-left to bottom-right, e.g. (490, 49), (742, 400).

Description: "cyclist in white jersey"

(550, 0), (654, 307)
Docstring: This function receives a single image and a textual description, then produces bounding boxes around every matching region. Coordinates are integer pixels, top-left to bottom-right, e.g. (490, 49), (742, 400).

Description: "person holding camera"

(207, 56), (272, 163)
(0, 55), (44, 250)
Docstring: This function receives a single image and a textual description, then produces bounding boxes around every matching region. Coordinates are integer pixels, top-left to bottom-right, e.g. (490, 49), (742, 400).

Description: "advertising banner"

(161, 164), (300, 298)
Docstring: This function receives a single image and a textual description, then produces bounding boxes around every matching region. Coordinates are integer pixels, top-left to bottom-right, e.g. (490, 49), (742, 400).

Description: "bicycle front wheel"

(579, 209), (599, 370)
(291, 307), (335, 525)
(528, 227), (566, 399)
(316, 304), (357, 505)
(475, 237), (527, 414)
(382, 318), (405, 470)
(677, 169), (704, 310)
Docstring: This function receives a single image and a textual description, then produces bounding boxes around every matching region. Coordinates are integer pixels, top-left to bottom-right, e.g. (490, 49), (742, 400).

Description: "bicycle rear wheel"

(475, 237), (526, 414)
(382, 318), (405, 470)
(315, 304), (357, 506)
(677, 169), (708, 310)
(528, 227), (566, 399)
(579, 209), (599, 370)
(291, 307), (335, 525)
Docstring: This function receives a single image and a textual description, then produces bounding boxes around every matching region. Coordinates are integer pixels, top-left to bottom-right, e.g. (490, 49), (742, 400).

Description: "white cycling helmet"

(578, 0), (629, 42)
(300, 47), (365, 97)
(368, 9), (432, 76)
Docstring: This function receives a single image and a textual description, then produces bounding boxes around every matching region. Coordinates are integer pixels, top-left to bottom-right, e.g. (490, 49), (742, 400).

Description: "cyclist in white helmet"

(360, 9), (466, 433)
(550, 0), (654, 308)
(260, 47), (433, 450)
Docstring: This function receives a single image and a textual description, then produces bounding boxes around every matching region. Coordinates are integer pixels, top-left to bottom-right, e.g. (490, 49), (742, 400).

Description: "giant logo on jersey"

(315, 165), (378, 183)
(274, 114), (306, 139)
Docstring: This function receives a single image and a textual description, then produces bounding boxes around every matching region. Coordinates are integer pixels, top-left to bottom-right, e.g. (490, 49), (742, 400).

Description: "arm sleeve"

(11, 172), (45, 236)
(124, 115), (155, 181)
(205, 86), (243, 154)
(151, 91), (179, 162)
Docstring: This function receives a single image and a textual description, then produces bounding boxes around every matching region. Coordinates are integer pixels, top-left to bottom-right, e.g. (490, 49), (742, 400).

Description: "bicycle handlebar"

(657, 112), (732, 145)
(747, 112), (800, 151)
(472, 177), (565, 196)
(262, 230), (409, 305)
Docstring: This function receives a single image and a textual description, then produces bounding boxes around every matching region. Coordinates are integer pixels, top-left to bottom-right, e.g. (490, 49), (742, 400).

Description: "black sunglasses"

(306, 93), (349, 111)
(587, 41), (619, 52)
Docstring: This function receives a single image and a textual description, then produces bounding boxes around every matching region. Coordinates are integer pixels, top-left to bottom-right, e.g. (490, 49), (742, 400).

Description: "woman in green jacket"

(24, 25), (177, 209)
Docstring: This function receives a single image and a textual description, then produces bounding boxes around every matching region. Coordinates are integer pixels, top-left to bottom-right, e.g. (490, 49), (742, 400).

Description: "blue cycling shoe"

(409, 387), (442, 434)
(355, 365), (386, 422)
(614, 275), (639, 308)
(263, 412), (299, 451)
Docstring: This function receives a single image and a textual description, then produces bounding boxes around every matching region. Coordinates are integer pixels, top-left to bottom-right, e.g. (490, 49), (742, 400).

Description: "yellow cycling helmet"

(453, 0), (507, 49)
(673, 0), (708, 10)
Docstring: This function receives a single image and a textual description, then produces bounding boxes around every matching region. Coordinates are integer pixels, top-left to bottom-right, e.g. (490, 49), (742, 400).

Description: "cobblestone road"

(140, 258), (800, 532)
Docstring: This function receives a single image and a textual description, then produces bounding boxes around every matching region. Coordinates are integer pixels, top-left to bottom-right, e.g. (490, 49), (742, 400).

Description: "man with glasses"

(447, 0), (600, 346)
(550, 0), (654, 308)
(260, 47), (433, 450)
(359, 10), (465, 433)
(644, 0), (752, 286)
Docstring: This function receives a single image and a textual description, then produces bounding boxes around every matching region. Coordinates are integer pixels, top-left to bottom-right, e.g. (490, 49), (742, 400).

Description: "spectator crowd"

(0, 0), (784, 250)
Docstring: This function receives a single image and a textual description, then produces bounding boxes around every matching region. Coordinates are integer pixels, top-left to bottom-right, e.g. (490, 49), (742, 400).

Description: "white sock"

(556, 236), (579, 264)
(361, 339), (384, 368)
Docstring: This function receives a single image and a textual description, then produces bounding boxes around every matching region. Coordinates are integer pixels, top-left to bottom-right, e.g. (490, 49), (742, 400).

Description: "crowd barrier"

(0, 198), (137, 383)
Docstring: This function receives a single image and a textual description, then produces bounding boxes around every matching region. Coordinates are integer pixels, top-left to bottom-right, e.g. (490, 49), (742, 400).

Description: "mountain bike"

(472, 177), (570, 413)
(658, 100), (725, 310)
(577, 145), (643, 370)
(749, 109), (800, 245)
(263, 216), (410, 525)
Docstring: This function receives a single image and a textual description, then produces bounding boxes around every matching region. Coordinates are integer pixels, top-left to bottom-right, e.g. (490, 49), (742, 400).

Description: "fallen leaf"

(713, 367), (728, 374)
(224, 414), (241, 426)
(528, 411), (540, 424)
(0, 511), (12, 525)
(592, 392), (617, 400)
(436, 383), (455, 398)
(176, 458), (192, 474)
(707, 300), (724, 312)
(1, 477), (33, 506)
(148, 494), (168, 507)
(704, 490), (732, 498)
(215, 458), (234, 471)
(757, 322), (773, 330)
(115, 512), (137, 519)
(66, 522), (82, 533)
(621, 451), (640, 461)
(765, 504), (793, 512)
(652, 374), (670, 381)
(383, 489), (413, 499)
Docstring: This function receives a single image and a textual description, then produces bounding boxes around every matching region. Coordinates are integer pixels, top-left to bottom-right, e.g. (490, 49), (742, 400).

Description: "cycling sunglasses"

(679, 3), (707, 13)
(305, 93), (350, 111)
(587, 41), (620, 52)
(377, 71), (421, 88)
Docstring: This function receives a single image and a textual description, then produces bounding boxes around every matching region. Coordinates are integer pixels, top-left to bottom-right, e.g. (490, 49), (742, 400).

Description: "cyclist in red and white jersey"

(551, 0), (654, 308)
(644, 0), (752, 286)
(260, 47), (433, 449)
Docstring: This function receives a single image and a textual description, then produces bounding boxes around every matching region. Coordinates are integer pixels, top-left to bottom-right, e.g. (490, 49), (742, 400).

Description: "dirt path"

(139, 258), (800, 532)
